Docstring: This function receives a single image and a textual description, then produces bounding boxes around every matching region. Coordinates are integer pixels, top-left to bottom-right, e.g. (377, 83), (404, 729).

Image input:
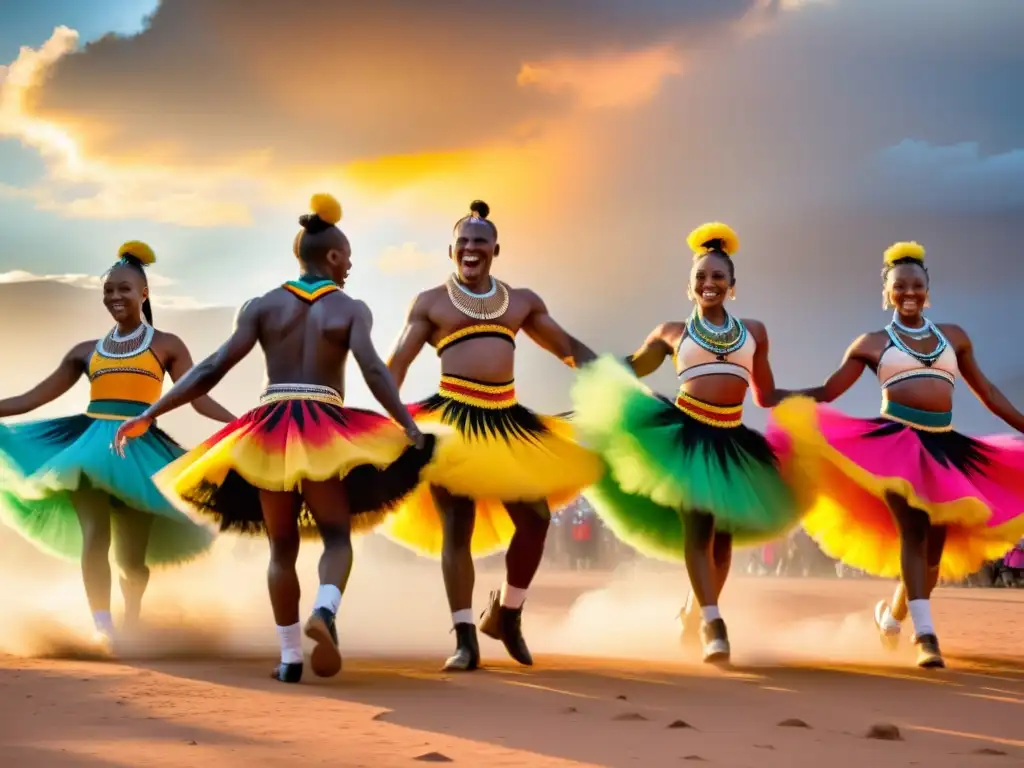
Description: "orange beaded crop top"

(86, 324), (164, 420)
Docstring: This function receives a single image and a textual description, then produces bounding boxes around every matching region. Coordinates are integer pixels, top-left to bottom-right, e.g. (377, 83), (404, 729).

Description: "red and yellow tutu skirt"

(379, 375), (603, 558)
(154, 384), (436, 537)
(770, 396), (1024, 580)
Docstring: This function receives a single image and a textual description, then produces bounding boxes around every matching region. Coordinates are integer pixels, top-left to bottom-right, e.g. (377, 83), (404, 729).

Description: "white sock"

(452, 608), (474, 626)
(277, 622), (303, 665)
(313, 584), (342, 615)
(701, 605), (721, 623)
(500, 582), (527, 609)
(908, 599), (934, 637)
(93, 610), (115, 635)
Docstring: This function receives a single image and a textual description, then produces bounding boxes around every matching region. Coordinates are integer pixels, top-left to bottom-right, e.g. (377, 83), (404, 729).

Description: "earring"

(729, 288), (737, 301)
(924, 297), (931, 308)
(686, 287), (696, 302)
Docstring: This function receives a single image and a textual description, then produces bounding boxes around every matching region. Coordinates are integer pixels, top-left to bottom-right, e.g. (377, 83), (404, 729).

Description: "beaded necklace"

(686, 307), (747, 359)
(885, 311), (948, 367)
(97, 322), (155, 359)
(446, 273), (509, 320)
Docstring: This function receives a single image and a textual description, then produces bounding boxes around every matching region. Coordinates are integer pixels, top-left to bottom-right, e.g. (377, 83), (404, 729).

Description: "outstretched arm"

(0, 341), (92, 418)
(947, 324), (1024, 433)
(386, 293), (433, 391)
(777, 333), (874, 404)
(625, 324), (673, 378)
(351, 300), (421, 440)
(142, 298), (260, 421)
(520, 289), (596, 369)
(164, 334), (237, 423)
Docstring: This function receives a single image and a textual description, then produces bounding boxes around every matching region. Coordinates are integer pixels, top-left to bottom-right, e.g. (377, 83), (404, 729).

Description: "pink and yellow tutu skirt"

(154, 384), (436, 537)
(771, 396), (1024, 580)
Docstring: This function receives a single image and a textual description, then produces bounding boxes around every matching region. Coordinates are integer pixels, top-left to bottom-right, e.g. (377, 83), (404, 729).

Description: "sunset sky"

(2, 0), (1023, 426)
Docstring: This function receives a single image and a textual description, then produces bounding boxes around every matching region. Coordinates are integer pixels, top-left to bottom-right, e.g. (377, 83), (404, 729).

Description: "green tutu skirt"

(0, 414), (213, 565)
(570, 356), (803, 562)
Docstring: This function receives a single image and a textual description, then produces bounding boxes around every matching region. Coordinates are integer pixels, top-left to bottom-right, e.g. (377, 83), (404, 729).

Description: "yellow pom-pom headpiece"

(883, 241), (925, 266)
(687, 222), (740, 257)
(309, 193), (342, 225)
(117, 240), (156, 266)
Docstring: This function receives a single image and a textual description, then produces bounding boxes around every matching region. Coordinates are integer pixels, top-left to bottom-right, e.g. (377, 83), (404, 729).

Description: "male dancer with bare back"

(116, 194), (434, 683)
(383, 200), (603, 671)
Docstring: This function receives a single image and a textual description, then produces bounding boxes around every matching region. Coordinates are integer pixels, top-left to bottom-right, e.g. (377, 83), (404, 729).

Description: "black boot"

(271, 662), (303, 683)
(443, 623), (480, 672)
(913, 633), (945, 669)
(304, 607), (342, 677)
(479, 590), (533, 666)
(700, 618), (731, 665)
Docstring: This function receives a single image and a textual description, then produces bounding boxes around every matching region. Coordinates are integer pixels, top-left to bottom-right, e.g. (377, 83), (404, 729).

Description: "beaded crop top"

(878, 343), (958, 390)
(86, 326), (164, 420)
(435, 323), (517, 356)
(674, 331), (756, 384)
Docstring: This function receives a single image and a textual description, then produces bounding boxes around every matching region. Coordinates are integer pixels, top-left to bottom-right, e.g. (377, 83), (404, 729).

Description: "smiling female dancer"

(570, 222), (807, 665)
(0, 242), (234, 645)
(772, 241), (1024, 668)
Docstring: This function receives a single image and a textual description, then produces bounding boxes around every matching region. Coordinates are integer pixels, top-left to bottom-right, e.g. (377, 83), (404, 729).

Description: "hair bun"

(118, 240), (156, 266)
(309, 193), (342, 225)
(469, 200), (490, 219)
(883, 241), (925, 266)
(686, 222), (739, 257)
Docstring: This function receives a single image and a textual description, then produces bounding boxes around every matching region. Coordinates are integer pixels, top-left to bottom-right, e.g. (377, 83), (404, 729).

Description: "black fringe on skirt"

(177, 434), (437, 538)
(648, 395), (780, 474)
(863, 419), (992, 476)
(417, 393), (550, 445)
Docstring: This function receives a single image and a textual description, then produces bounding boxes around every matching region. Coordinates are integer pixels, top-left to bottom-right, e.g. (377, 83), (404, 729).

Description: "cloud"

(375, 242), (437, 275)
(516, 45), (686, 110)
(872, 140), (1024, 209)
(0, 270), (208, 308)
(0, 0), (820, 226)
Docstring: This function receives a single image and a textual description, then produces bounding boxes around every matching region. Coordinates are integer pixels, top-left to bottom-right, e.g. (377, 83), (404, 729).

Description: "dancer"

(0, 242), (234, 645)
(383, 200), (602, 672)
(115, 194), (436, 684)
(570, 222), (806, 665)
(772, 241), (1024, 668)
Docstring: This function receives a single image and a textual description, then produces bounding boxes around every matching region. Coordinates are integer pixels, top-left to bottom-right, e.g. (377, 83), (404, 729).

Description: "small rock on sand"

(865, 723), (902, 741)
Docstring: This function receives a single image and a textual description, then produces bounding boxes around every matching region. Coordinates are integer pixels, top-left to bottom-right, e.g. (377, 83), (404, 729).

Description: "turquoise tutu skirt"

(570, 356), (806, 562)
(0, 414), (213, 565)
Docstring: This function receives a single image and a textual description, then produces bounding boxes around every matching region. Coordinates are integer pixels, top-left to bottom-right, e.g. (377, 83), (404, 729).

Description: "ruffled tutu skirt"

(568, 356), (806, 562)
(770, 396), (1024, 580)
(0, 412), (212, 565)
(379, 375), (603, 558)
(155, 384), (437, 537)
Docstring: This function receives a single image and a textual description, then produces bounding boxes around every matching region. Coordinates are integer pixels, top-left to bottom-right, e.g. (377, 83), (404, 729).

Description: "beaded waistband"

(438, 375), (517, 409)
(881, 399), (952, 432)
(86, 399), (151, 421)
(260, 383), (344, 407)
(674, 390), (743, 428)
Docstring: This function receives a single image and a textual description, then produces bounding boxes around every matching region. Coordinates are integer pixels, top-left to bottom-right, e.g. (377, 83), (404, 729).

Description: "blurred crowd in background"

(544, 498), (1024, 588)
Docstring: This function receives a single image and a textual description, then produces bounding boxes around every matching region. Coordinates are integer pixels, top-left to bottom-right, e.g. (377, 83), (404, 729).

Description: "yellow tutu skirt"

(155, 384), (436, 538)
(379, 376), (603, 558)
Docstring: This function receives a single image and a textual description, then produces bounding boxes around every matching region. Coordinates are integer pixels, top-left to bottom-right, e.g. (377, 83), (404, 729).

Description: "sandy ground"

(1, 545), (1022, 767)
